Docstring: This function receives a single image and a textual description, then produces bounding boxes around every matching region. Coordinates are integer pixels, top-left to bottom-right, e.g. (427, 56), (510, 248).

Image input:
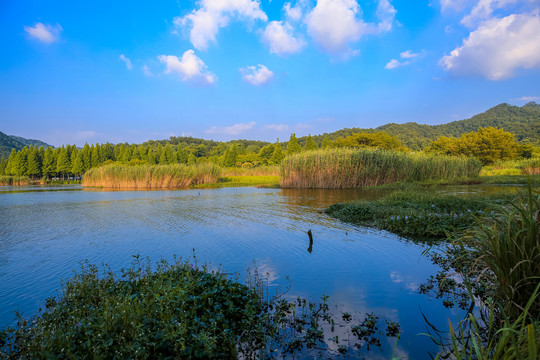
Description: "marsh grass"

(82, 163), (221, 189)
(281, 148), (482, 189)
(221, 166), (280, 177)
(481, 158), (540, 176)
(0, 176), (30, 186)
(196, 175), (280, 189)
(325, 191), (513, 241)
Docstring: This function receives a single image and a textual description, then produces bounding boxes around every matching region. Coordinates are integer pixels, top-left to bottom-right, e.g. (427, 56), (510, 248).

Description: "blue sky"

(1, 0), (539, 146)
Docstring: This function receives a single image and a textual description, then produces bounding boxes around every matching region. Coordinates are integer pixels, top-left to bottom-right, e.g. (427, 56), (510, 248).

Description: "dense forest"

(304, 102), (540, 150)
(0, 102), (538, 179)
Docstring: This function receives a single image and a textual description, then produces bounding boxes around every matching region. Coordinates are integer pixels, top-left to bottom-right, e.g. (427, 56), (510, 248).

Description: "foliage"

(480, 158), (540, 176)
(425, 127), (525, 165)
(280, 148), (482, 189)
(0, 257), (401, 359)
(303, 102), (540, 150)
(0, 131), (51, 159)
(82, 163), (222, 189)
(286, 134), (301, 156)
(331, 131), (407, 151)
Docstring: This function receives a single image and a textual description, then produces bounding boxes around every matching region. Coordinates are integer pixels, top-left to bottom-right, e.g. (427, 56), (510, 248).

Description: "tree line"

(0, 128), (536, 179)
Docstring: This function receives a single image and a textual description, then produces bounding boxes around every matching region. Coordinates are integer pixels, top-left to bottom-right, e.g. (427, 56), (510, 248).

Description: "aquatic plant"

(0, 256), (401, 359)
(280, 148), (482, 189)
(82, 163), (222, 189)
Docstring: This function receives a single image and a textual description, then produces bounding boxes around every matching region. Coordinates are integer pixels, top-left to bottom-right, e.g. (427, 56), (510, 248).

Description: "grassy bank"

(196, 175), (280, 188)
(480, 158), (540, 176)
(82, 163), (221, 189)
(280, 148), (482, 188)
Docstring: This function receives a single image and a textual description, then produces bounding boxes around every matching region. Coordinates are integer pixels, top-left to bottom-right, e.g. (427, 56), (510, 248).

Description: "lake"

(0, 184), (468, 358)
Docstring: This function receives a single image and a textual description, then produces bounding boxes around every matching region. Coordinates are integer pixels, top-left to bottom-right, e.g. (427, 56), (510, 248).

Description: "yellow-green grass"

(196, 175), (280, 189)
(280, 148), (482, 189)
(480, 158), (540, 176)
(82, 163), (221, 189)
(0, 175), (30, 186)
(221, 166), (280, 177)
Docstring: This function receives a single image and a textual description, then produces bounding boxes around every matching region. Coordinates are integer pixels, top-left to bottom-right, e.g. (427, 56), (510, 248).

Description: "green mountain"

(307, 102), (540, 150)
(0, 131), (52, 159)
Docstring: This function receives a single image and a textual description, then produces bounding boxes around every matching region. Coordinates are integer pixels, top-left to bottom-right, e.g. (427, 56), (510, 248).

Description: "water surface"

(1, 185), (473, 358)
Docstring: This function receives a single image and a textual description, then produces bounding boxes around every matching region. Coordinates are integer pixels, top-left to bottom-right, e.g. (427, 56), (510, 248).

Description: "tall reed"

(82, 163), (222, 189)
(280, 148), (482, 188)
(0, 175), (30, 186)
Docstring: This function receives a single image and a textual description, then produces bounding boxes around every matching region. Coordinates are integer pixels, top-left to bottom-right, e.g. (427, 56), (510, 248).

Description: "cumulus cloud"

(158, 50), (216, 85)
(385, 49), (420, 69)
(240, 64), (274, 85)
(385, 59), (408, 69)
(305, 0), (396, 55)
(175, 0), (267, 50)
(284, 2), (303, 21)
(119, 54), (133, 70)
(262, 21), (305, 56)
(460, 0), (529, 28)
(24, 22), (62, 43)
(439, 0), (474, 13)
(439, 13), (540, 80)
(264, 124), (290, 132)
(206, 122), (256, 135)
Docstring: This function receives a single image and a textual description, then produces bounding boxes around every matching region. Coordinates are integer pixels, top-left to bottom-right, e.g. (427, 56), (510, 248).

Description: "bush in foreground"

(0, 256), (401, 359)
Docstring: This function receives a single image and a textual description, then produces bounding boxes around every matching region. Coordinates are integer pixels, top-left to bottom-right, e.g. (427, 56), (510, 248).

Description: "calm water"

(0, 184), (484, 358)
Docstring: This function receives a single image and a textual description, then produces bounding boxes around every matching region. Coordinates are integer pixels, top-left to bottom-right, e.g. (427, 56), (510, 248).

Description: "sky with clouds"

(1, 0), (539, 146)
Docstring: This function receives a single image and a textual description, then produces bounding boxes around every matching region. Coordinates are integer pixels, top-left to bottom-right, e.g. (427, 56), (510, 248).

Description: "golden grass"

(280, 148), (482, 189)
(82, 163), (222, 189)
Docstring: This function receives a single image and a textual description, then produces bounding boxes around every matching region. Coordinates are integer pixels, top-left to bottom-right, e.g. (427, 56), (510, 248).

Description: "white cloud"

(119, 54), (133, 70)
(439, 0), (474, 13)
(284, 2), (303, 21)
(514, 96), (540, 101)
(240, 64), (274, 85)
(158, 50), (216, 85)
(440, 13), (540, 80)
(385, 59), (409, 69)
(175, 0), (267, 51)
(142, 65), (153, 76)
(206, 122), (256, 135)
(262, 21), (305, 56)
(264, 124), (290, 132)
(305, 0), (396, 55)
(460, 0), (525, 28)
(400, 50), (419, 59)
(24, 22), (62, 44)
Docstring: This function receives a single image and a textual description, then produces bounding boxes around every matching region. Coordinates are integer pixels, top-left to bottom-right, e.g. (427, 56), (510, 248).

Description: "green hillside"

(0, 131), (52, 159)
(307, 102), (540, 150)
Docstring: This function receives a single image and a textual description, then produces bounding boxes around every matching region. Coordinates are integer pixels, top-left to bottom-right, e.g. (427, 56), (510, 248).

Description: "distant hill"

(306, 102), (540, 150)
(0, 131), (52, 159)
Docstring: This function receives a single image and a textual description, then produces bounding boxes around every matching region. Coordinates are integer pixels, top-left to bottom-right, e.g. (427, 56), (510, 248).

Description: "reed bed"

(280, 148), (482, 188)
(82, 163), (222, 189)
(0, 175), (30, 186)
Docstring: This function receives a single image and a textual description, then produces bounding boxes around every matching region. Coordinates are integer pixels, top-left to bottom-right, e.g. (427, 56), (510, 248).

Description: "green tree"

(81, 143), (92, 171)
(321, 137), (331, 149)
(332, 132), (404, 151)
(71, 152), (84, 177)
(270, 140), (285, 165)
(14, 147), (29, 176)
(56, 147), (71, 180)
(5, 149), (17, 175)
(286, 134), (302, 156)
(222, 144), (238, 167)
(42, 147), (57, 179)
(304, 135), (318, 151)
(27, 146), (42, 179)
(91, 146), (100, 167)
(0, 157), (8, 175)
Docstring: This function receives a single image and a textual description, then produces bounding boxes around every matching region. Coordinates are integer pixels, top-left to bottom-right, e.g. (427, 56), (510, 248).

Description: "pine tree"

(14, 147), (29, 176)
(5, 149), (17, 175)
(222, 144), (238, 167)
(81, 143), (92, 171)
(286, 134), (302, 156)
(27, 146), (42, 179)
(42, 147), (57, 179)
(71, 153), (84, 177)
(91, 146), (100, 167)
(56, 147), (71, 180)
(270, 139), (285, 165)
(321, 136), (331, 149)
(304, 134), (318, 151)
